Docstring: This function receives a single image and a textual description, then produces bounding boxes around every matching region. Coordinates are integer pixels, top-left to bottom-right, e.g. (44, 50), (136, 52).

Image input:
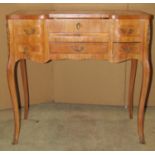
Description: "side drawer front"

(113, 43), (142, 61)
(114, 20), (144, 42)
(14, 20), (42, 36)
(13, 20), (48, 62)
(47, 19), (110, 33)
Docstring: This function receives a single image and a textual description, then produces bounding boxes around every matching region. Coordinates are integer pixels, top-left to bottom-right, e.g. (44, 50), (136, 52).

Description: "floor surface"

(0, 102), (155, 150)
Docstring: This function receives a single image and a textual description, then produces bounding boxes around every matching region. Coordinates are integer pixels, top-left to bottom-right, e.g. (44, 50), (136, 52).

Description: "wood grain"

(7, 58), (20, 145)
(6, 10), (153, 20)
(138, 20), (151, 144)
(128, 59), (137, 119)
(20, 60), (29, 120)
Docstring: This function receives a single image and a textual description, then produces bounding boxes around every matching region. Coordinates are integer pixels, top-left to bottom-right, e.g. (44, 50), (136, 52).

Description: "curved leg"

(128, 59), (137, 119)
(7, 58), (20, 144)
(20, 60), (29, 119)
(138, 59), (151, 144)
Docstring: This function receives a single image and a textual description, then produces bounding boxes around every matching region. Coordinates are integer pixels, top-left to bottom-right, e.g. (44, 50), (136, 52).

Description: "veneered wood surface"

(49, 43), (108, 54)
(47, 19), (110, 33)
(7, 10), (153, 19)
(114, 19), (144, 42)
(48, 33), (109, 42)
(8, 18), (147, 63)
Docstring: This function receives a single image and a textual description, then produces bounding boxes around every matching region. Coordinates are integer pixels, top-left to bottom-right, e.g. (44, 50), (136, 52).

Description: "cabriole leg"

(128, 59), (137, 119)
(138, 59), (151, 144)
(7, 58), (20, 144)
(20, 60), (29, 119)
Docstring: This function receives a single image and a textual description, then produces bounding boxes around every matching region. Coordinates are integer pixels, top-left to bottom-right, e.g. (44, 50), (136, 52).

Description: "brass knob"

(127, 28), (134, 35)
(76, 23), (81, 30)
(119, 28), (126, 34)
(119, 28), (134, 35)
(24, 28), (35, 35)
(72, 45), (84, 52)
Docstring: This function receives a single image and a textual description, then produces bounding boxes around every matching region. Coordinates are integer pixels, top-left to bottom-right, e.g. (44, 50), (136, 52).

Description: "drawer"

(49, 33), (109, 43)
(17, 44), (43, 55)
(47, 19), (109, 33)
(13, 20), (43, 36)
(14, 43), (47, 62)
(13, 20), (47, 59)
(15, 35), (42, 44)
(49, 43), (108, 54)
(114, 20), (143, 42)
(113, 43), (142, 60)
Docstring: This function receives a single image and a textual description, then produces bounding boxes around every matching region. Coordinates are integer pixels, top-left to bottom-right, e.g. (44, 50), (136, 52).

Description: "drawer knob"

(72, 45), (84, 52)
(76, 23), (81, 30)
(24, 28), (35, 35)
(119, 28), (134, 35)
(128, 28), (134, 35)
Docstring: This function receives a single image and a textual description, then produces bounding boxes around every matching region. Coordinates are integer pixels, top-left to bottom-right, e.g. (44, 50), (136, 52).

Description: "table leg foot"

(12, 138), (19, 145)
(139, 137), (145, 144)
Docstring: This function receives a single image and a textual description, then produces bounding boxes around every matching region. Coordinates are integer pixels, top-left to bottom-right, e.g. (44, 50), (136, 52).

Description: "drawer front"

(113, 43), (142, 61)
(15, 35), (42, 44)
(13, 20), (48, 61)
(49, 33), (109, 43)
(47, 19), (109, 33)
(49, 43), (108, 54)
(17, 44), (43, 57)
(114, 20), (143, 42)
(14, 20), (42, 36)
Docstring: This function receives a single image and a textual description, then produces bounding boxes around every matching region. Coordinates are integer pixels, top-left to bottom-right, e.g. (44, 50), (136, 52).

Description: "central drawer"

(47, 19), (110, 56)
(47, 19), (109, 33)
(49, 43), (108, 54)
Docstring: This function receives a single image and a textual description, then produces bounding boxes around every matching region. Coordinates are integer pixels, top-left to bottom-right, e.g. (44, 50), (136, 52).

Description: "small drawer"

(113, 43), (142, 60)
(114, 20), (143, 42)
(49, 43), (108, 54)
(17, 44), (43, 55)
(15, 35), (42, 44)
(47, 19), (109, 33)
(16, 26), (41, 36)
(13, 20), (43, 36)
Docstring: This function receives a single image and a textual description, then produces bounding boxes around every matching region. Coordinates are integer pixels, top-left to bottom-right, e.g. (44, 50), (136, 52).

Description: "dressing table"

(6, 10), (153, 144)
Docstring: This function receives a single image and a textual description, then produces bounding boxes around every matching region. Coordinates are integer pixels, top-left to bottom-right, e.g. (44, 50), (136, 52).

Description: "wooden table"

(6, 10), (153, 144)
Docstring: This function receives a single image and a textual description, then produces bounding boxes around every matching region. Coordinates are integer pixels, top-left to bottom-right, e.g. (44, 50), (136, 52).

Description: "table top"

(7, 10), (153, 20)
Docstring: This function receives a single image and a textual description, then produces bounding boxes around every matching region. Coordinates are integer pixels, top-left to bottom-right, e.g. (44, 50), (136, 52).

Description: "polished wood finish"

(20, 60), (29, 119)
(47, 19), (109, 33)
(7, 58), (20, 145)
(128, 59), (137, 119)
(6, 10), (152, 20)
(138, 20), (151, 144)
(6, 10), (153, 144)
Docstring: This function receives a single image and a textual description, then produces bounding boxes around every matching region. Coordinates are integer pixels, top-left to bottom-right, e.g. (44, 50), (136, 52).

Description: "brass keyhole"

(76, 23), (81, 30)
(128, 28), (134, 35)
